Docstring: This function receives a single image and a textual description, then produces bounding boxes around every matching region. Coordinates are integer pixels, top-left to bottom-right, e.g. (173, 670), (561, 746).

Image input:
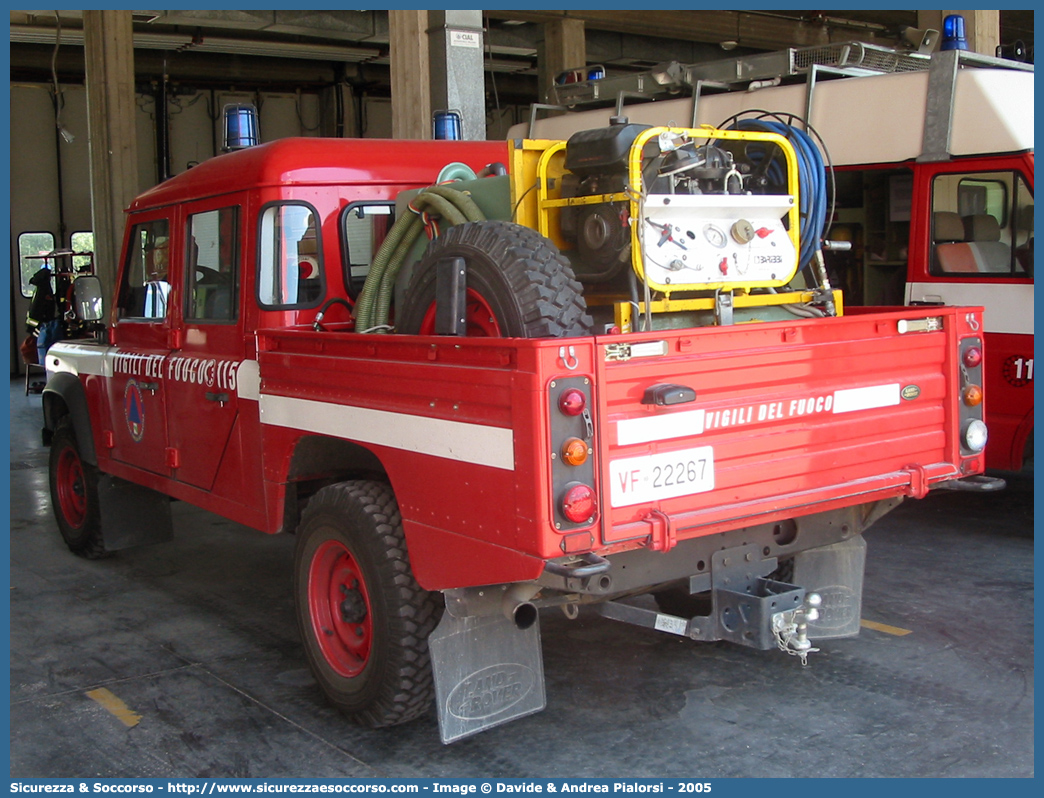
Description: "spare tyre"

(397, 220), (591, 338)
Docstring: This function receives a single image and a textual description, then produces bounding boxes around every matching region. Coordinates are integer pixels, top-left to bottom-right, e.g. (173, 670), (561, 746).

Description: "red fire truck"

(43, 105), (996, 742)
(521, 43), (1034, 472)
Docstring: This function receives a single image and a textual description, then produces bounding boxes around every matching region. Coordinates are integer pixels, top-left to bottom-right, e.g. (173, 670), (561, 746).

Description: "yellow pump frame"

(508, 126), (840, 330)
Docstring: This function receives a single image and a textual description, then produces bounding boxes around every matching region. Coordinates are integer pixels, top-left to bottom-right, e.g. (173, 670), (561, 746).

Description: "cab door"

(164, 200), (245, 491)
(906, 155), (1034, 469)
(108, 214), (175, 476)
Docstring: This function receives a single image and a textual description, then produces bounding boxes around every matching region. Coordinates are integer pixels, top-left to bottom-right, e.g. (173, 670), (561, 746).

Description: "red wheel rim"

(418, 288), (503, 337)
(308, 539), (374, 678)
(55, 446), (87, 528)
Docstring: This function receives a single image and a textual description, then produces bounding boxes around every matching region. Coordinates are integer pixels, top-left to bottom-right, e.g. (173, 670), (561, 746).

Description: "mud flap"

(428, 609), (546, 744)
(97, 475), (174, 551)
(793, 535), (866, 640)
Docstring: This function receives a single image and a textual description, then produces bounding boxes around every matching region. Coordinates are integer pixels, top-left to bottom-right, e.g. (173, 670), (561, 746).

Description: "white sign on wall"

(450, 30), (481, 49)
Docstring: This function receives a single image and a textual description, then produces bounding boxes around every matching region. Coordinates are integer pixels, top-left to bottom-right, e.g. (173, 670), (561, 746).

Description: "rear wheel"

(293, 480), (440, 727)
(48, 416), (107, 559)
(397, 220), (591, 338)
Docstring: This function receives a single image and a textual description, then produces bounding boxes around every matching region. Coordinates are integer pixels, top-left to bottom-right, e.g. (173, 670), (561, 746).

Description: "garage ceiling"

(8, 9), (1034, 86)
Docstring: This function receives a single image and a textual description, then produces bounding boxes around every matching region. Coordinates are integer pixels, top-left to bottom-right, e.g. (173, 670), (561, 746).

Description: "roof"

(129, 137), (511, 211)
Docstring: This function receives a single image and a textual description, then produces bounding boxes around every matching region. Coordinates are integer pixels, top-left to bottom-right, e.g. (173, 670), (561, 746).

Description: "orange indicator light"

(562, 437), (589, 466)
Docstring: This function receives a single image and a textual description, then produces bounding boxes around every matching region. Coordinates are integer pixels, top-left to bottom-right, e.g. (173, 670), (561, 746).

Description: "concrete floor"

(8, 379), (1035, 778)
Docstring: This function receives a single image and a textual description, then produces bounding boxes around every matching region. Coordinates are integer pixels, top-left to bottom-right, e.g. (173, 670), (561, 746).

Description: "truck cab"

(53, 138), (509, 533)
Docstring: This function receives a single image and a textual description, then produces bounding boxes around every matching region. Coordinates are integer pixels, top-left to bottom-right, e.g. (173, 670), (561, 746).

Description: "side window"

(117, 218), (171, 319)
(931, 171), (1030, 277)
(341, 202), (395, 299)
(257, 202), (324, 309)
(186, 207), (239, 322)
(70, 231), (94, 273)
(18, 231), (55, 297)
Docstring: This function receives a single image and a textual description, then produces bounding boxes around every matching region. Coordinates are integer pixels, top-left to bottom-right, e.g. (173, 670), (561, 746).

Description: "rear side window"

(186, 207), (239, 322)
(341, 202), (395, 300)
(117, 218), (171, 319)
(257, 202), (324, 309)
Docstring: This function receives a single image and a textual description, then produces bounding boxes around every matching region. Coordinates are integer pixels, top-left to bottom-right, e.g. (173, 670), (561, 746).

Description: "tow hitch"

(594, 543), (832, 663)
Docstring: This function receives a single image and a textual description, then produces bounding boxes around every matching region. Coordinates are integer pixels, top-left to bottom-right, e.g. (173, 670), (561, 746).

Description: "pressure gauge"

(703, 224), (727, 248)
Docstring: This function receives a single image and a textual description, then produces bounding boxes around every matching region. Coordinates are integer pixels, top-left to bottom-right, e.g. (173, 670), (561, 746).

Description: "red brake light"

(561, 483), (595, 523)
(963, 346), (983, 369)
(559, 388), (586, 416)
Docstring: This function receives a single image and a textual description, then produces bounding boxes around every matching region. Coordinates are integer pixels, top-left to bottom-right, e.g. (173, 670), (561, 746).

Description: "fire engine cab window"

(341, 202), (395, 299)
(17, 231), (55, 297)
(930, 171), (1033, 278)
(258, 203), (324, 309)
(187, 207), (239, 322)
(117, 219), (171, 319)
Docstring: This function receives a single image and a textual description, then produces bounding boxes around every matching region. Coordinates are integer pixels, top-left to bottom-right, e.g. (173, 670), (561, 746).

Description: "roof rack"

(532, 43), (1032, 162)
(551, 41), (1031, 110)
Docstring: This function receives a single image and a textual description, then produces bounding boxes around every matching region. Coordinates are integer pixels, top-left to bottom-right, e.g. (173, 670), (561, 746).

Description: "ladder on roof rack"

(533, 43), (1033, 162)
(550, 41), (1032, 109)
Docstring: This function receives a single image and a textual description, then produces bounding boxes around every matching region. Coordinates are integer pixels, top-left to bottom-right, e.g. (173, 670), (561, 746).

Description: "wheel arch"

(282, 434), (390, 533)
(42, 372), (97, 465)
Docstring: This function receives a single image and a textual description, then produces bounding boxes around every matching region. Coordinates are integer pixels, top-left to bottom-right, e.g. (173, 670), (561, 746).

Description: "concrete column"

(538, 19), (586, 103)
(918, 10), (1001, 56)
(83, 10), (138, 308)
(389, 9), (431, 140)
(427, 10), (486, 140)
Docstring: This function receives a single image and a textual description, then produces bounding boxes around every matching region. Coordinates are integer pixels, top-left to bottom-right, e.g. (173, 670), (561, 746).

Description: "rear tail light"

(550, 377), (597, 531)
(957, 336), (985, 458)
(962, 419), (988, 453)
(558, 388), (587, 416)
(561, 483), (595, 523)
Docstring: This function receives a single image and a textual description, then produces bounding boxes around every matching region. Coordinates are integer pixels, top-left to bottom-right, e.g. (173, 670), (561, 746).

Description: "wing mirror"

(73, 275), (105, 321)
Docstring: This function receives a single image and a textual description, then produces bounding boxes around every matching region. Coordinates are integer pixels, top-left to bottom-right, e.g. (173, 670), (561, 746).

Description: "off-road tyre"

(48, 416), (107, 559)
(293, 480), (441, 728)
(397, 220), (592, 338)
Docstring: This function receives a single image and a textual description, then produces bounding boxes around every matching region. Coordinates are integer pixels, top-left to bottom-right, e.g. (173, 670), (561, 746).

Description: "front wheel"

(293, 480), (441, 727)
(48, 416), (107, 559)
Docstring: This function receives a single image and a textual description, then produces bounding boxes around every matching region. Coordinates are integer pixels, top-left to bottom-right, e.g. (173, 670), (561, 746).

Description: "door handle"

(139, 381), (159, 394)
(205, 391), (230, 404)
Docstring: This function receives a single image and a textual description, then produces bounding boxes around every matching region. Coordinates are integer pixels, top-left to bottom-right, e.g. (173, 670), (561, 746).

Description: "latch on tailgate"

(897, 316), (943, 334)
(603, 340), (668, 362)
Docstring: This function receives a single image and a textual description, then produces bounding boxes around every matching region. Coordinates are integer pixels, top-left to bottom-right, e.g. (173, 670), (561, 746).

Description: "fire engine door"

(164, 205), (244, 491)
(108, 216), (173, 476)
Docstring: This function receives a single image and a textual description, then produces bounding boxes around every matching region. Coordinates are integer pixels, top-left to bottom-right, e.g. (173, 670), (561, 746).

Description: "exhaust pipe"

(502, 585), (540, 630)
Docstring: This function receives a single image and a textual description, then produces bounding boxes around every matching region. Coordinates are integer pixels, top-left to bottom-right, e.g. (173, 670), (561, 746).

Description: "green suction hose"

(355, 182), (488, 332)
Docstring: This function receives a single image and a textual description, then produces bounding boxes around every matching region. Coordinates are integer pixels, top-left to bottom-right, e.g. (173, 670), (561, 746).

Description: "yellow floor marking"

(860, 619), (913, 636)
(86, 688), (142, 728)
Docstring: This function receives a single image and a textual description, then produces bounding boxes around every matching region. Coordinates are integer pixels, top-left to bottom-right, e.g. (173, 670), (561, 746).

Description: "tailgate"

(594, 306), (984, 545)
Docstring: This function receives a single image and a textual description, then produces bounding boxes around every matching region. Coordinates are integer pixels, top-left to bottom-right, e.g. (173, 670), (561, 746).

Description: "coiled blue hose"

(729, 119), (827, 270)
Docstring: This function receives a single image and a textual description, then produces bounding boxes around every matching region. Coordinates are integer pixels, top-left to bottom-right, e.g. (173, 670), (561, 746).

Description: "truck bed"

(257, 304), (982, 590)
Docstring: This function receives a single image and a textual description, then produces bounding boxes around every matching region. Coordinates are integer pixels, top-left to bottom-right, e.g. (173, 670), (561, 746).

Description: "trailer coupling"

(594, 579), (823, 664)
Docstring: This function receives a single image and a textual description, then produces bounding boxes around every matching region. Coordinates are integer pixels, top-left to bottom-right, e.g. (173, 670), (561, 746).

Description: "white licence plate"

(609, 446), (715, 508)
